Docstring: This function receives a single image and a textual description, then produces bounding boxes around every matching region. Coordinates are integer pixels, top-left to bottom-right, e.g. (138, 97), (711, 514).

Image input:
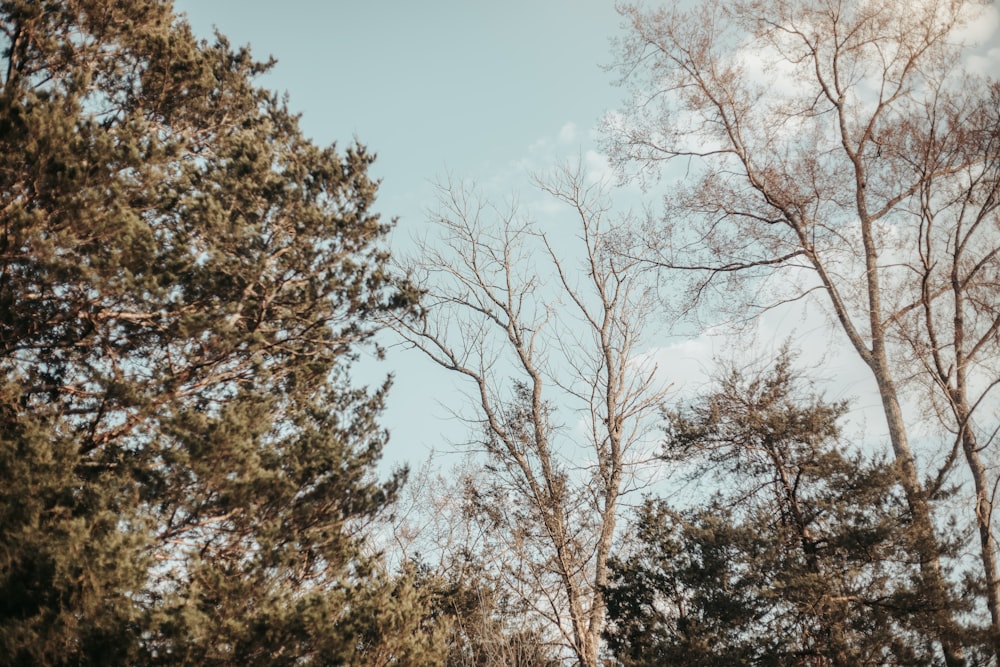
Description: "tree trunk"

(955, 387), (1000, 661)
(872, 366), (966, 667)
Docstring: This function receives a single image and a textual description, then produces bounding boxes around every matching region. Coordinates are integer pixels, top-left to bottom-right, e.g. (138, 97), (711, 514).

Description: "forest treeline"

(1, 0), (998, 665)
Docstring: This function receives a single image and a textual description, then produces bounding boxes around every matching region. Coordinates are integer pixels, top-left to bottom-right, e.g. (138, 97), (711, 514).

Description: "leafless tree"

(385, 164), (667, 666)
(606, 0), (999, 663)
(381, 455), (563, 667)
(895, 81), (1000, 655)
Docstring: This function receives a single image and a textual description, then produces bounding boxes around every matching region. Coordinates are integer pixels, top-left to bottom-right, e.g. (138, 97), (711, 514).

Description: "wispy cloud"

(966, 49), (1000, 76)
(558, 122), (578, 144)
(957, 2), (1000, 45)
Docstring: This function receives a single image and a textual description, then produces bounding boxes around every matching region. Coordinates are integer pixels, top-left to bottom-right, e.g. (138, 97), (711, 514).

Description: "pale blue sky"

(170, 1), (995, 470)
(173, 1), (624, 216)
(172, 0), (631, 464)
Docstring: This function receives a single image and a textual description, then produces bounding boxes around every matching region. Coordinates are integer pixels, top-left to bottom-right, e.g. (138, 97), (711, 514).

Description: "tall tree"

(895, 80), (1000, 658)
(607, 1), (999, 662)
(387, 165), (667, 667)
(0, 1), (423, 664)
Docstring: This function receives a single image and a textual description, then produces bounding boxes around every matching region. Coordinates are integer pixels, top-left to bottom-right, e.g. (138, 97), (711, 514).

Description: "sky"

(173, 1), (623, 205)
(170, 0), (999, 475)
(171, 0), (639, 466)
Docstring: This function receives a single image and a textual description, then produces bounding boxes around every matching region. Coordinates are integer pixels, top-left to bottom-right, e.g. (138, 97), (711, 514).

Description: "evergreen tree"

(603, 352), (972, 665)
(0, 1), (422, 664)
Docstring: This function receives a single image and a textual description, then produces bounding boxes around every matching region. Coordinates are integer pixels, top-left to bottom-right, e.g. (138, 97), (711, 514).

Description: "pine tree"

(603, 352), (971, 665)
(0, 1), (422, 664)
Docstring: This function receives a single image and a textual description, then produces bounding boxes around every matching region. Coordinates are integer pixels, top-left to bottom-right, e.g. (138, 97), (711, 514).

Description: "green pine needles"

(0, 1), (424, 664)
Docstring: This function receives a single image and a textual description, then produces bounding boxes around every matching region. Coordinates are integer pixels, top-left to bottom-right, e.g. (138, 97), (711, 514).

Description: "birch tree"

(387, 165), (666, 667)
(896, 82), (1000, 657)
(607, 0), (999, 663)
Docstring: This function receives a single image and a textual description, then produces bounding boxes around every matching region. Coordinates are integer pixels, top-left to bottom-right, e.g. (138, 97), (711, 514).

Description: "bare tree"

(383, 455), (564, 667)
(606, 0), (1000, 663)
(385, 164), (667, 666)
(896, 82), (1000, 657)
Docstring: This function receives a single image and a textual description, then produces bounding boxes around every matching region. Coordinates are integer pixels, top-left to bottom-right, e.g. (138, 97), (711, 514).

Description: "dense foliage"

(603, 354), (979, 665)
(0, 1), (430, 664)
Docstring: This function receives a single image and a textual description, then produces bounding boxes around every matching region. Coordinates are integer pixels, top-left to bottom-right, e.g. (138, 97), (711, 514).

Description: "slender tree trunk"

(810, 220), (965, 663)
(950, 258), (1000, 661)
(844, 108), (965, 662)
(587, 468), (621, 667)
(805, 228), (966, 665)
(954, 387), (1000, 661)
(872, 366), (966, 667)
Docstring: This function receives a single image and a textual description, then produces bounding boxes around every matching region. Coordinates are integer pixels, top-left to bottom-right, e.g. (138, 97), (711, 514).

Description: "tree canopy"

(3, 0), (998, 665)
(607, 0), (1000, 662)
(0, 1), (428, 664)
(604, 352), (963, 666)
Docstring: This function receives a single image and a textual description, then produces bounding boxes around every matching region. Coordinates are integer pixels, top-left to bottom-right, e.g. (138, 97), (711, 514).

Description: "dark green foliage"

(604, 351), (958, 666)
(0, 384), (150, 666)
(0, 1), (427, 664)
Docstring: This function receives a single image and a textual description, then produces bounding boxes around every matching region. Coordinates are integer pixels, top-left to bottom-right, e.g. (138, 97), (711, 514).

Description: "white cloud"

(635, 295), (893, 450)
(558, 122), (578, 144)
(734, 42), (807, 99)
(507, 121), (612, 185)
(956, 2), (1000, 46)
(956, 2), (1000, 76)
(966, 48), (1000, 77)
(634, 334), (719, 401)
(583, 149), (612, 184)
